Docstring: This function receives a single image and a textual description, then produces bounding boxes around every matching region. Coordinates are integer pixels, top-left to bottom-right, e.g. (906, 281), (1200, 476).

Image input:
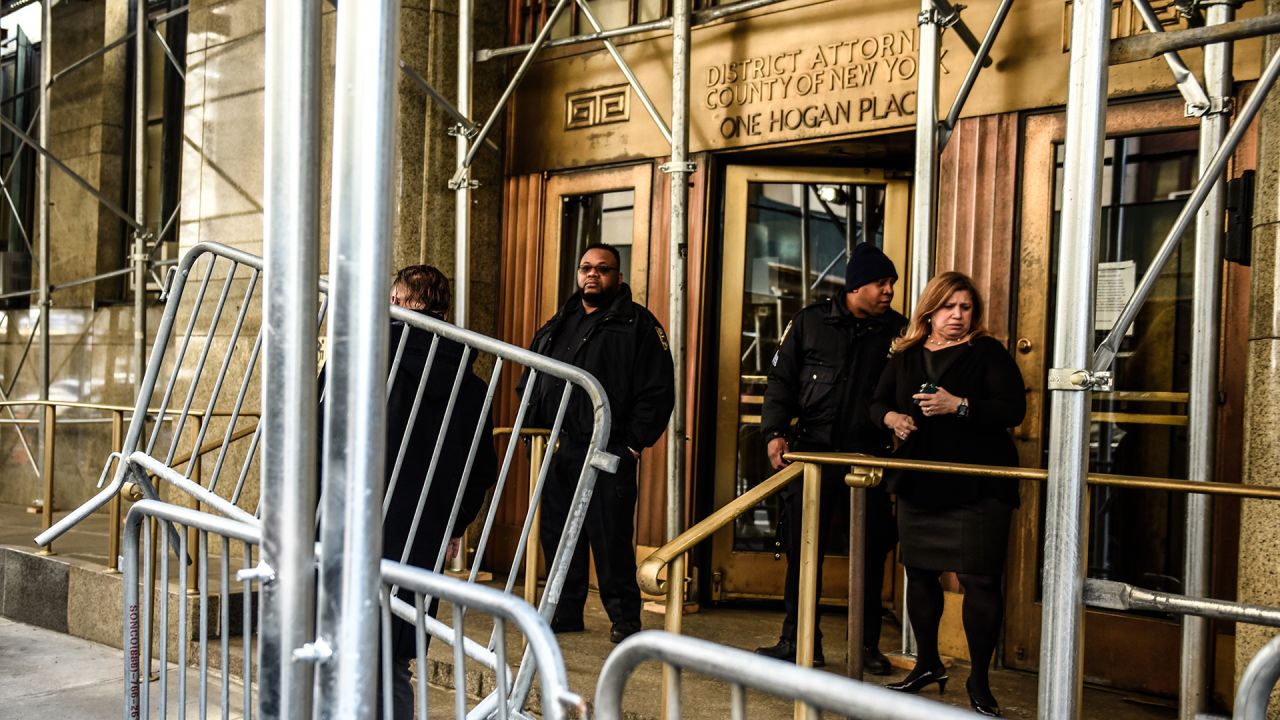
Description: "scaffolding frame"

(194, 0), (1280, 712)
(11, 0), (1280, 717)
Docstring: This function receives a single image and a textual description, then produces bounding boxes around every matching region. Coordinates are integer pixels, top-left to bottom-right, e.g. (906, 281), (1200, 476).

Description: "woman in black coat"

(870, 271), (1025, 717)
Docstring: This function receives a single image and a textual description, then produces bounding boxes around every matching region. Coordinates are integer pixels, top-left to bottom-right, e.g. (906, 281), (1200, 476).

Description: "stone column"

(1237, 4), (1280, 715)
(416, 0), (505, 339)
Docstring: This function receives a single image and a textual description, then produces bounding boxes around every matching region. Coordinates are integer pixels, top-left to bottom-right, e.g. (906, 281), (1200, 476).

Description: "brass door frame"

(1005, 98), (1199, 694)
(714, 164), (910, 600)
(540, 164), (654, 321)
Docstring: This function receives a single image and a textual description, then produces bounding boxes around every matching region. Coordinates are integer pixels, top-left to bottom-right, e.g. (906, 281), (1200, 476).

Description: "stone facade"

(0, 0), (506, 519)
(1236, 4), (1280, 714)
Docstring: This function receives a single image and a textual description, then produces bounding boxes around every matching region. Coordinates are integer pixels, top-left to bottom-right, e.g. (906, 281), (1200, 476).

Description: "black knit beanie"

(844, 243), (898, 292)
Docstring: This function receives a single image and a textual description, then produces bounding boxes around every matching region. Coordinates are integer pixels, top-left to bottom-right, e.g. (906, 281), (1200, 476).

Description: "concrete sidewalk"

(2, 500), (1184, 719)
(0, 616), (248, 720)
(2, 607), (1181, 720)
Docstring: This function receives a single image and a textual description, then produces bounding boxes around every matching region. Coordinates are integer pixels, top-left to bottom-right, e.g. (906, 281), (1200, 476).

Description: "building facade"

(1, 0), (1275, 711)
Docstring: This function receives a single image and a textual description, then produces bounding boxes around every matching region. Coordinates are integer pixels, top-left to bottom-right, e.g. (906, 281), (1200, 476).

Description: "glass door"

(711, 166), (909, 600)
(1007, 100), (1204, 695)
(540, 164), (652, 320)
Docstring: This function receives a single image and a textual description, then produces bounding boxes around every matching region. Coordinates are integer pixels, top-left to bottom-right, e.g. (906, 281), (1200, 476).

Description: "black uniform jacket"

(524, 284), (675, 456)
(762, 297), (907, 453)
(869, 335), (1026, 508)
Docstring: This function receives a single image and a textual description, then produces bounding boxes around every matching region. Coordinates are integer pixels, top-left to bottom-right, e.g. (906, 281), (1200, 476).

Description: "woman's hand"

(884, 411), (917, 441)
(912, 386), (964, 417)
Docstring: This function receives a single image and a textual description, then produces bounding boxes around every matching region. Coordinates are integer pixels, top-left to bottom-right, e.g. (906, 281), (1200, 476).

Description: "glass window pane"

(1042, 127), (1198, 606)
(637, 0), (665, 23)
(591, 0), (630, 29)
(559, 189), (635, 304)
(732, 181), (886, 552)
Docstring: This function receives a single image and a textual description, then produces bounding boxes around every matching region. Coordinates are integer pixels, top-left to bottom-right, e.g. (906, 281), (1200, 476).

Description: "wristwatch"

(957, 398), (970, 417)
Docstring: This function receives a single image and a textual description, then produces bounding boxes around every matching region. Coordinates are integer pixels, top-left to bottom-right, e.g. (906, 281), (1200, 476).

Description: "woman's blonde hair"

(892, 271), (988, 353)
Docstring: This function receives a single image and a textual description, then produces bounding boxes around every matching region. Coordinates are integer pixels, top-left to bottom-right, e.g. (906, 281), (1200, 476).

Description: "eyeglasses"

(577, 264), (618, 276)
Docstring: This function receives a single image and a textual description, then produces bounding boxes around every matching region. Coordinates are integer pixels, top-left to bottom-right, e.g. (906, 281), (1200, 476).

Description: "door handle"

(1016, 337), (1033, 354)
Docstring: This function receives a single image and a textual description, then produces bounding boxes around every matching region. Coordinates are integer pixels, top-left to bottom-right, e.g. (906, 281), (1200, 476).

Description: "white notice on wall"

(1095, 260), (1136, 335)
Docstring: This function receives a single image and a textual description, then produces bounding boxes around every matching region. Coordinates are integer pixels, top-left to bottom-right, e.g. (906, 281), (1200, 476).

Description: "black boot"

(753, 639), (825, 668)
(863, 645), (891, 676)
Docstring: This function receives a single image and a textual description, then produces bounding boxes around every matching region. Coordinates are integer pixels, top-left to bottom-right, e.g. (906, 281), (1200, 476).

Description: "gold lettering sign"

(701, 28), (932, 143)
(565, 84), (630, 130)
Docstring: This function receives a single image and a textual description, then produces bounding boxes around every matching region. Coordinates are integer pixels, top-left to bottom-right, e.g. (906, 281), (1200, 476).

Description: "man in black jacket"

(527, 243), (675, 644)
(379, 265), (498, 719)
(755, 242), (905, 674)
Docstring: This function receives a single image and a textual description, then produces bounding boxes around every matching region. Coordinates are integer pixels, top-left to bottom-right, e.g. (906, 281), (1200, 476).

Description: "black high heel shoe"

(966, 678), (1001, 717)
(885, 665), (949, 694)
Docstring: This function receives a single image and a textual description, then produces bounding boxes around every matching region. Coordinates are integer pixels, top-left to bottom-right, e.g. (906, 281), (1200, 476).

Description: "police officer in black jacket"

(755, 242), (906, 674)
(527, 242), (675, 644)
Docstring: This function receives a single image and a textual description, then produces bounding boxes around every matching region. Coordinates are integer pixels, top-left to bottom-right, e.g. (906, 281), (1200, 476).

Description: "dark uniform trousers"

(779, 460), (895, 648)
(539, 440), (641, 625)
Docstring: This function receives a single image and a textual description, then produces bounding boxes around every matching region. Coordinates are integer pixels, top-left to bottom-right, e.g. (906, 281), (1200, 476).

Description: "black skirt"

(897, 495), (1012, 575)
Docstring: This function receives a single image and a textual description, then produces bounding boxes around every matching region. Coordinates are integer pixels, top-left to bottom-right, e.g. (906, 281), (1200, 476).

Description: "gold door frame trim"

(541, 163), (654, 321)
(714, 164), (910, 600)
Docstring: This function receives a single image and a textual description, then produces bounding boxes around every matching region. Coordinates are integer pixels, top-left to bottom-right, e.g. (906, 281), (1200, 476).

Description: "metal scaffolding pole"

(454, 0), (472, 331)
(910, 0), (943, 305)
(1039, 1), (1110, 717)
(260, 1), (321, 717)
(37, 0), (50, 404)
(666, 0), (690, 569)
(314, 0), (399, 716)
(1182, 3), (1233, 717)
(133, 0), (148, 397)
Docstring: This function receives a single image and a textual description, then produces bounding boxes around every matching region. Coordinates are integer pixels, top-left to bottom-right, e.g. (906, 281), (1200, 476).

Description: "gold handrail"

(642, 449), (1280, 711)
(4, 396), (261, 570)
(492, 427), (551, 438)
(0, 399), (260, 417)
(637, 462), (801, 596)
(782, 451), (1280, 501)
(493, 427), (552, 604)
(170, 423), (259, 469)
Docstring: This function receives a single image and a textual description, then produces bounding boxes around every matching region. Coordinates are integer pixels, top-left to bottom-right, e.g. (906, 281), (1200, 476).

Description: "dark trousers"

(539, 441), (641, 625)
(779, 463), (895, 648)
(376, 655), (414, 720)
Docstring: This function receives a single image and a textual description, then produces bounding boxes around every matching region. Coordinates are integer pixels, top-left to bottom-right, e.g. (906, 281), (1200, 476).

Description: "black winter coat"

(318, 313), (498, 658)
(869, 336), (1026, 508)
(525, 285), (675, 456)
(383, 316), (498, 658)
(761, 298), (907, 452)
(382, 318), (497, 574)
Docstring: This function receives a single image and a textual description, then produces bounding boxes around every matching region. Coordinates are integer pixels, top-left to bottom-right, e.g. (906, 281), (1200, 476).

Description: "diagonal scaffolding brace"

(1131, 0), (1212, 116)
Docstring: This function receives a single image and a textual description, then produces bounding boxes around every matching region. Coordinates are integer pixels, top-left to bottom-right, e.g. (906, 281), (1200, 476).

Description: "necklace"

(926, 334), (965, 347)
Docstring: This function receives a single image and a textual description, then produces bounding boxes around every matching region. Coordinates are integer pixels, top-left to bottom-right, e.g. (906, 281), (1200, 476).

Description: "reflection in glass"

(1044, 129), (1198, 605)
(732, 182), (886, 552)
(559, 190), (635, 304)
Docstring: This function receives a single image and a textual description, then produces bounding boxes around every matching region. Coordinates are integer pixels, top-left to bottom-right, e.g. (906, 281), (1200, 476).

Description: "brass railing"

(639, 451), (1280, 720)
(493, 427), (552, 605)
(0, 400), (258, 570)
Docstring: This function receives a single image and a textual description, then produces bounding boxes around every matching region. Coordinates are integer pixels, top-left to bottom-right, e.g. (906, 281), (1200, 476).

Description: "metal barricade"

(595, 630), (977, 720)
(37, 242), (271, 546)
(122, 500), (260, 720)
(379, 560), (584, 720)
(1235, 635), (1280, 720)
(41, 241), (616, 717)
